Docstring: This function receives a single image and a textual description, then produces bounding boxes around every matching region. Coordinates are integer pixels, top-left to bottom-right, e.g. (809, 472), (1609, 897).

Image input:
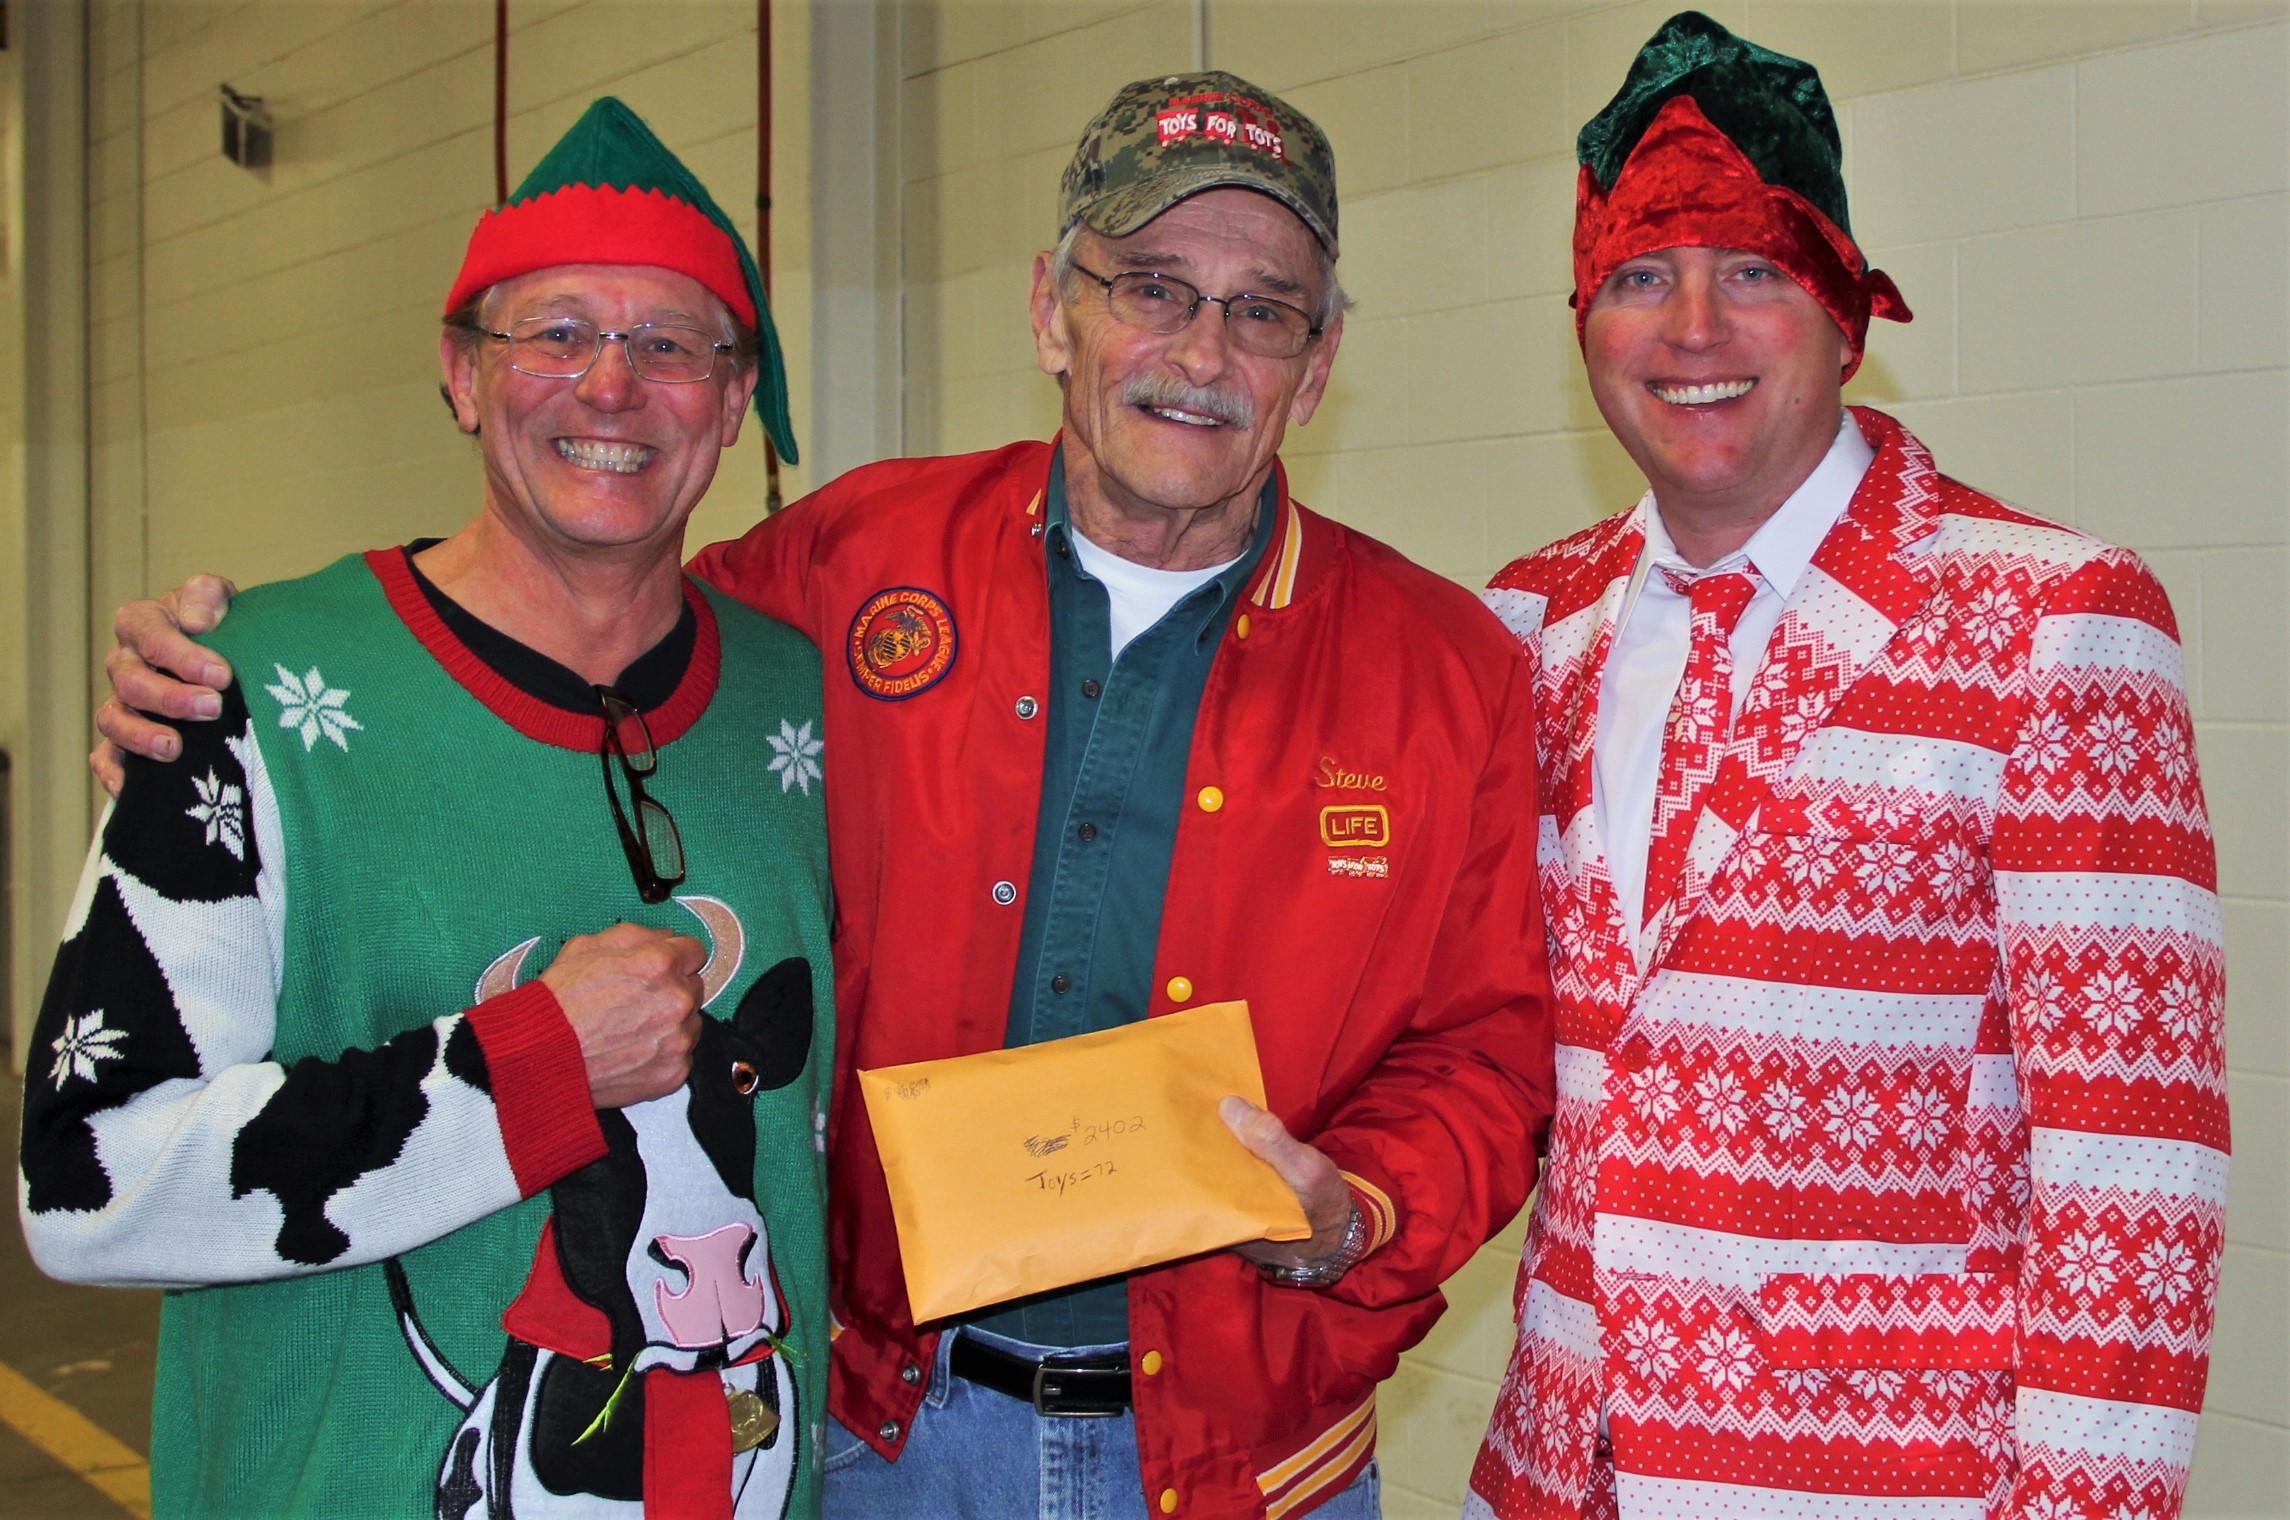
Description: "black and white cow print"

(21, 685), (528, 1287)
(390, 958), (815, 1520)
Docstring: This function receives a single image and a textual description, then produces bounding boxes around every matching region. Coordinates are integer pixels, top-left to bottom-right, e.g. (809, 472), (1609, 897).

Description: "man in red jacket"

(98, 71), (1555, 1520)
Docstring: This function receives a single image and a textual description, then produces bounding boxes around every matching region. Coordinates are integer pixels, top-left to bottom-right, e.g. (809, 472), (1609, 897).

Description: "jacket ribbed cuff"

(465, 980), (607, 1196)
(1337, 1170), (1398, 1256)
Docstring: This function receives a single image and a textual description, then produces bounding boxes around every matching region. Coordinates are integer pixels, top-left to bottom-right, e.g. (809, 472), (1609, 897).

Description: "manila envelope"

(857, 1000), (1312, 1323)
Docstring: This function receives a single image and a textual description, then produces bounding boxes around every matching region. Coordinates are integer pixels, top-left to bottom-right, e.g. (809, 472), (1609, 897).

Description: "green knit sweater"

(26, 551), (829, 1519)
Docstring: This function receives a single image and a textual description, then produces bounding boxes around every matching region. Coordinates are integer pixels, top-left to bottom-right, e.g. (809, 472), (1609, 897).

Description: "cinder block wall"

(898, 3), (2287, 1515)
(81, 0), (814, 637)
(53, 1), (2289, 1514)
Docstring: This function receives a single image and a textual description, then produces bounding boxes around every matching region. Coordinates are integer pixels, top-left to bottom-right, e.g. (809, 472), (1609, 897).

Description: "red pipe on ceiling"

(493, 0), (509, 205)
(759, 0), (784, 510)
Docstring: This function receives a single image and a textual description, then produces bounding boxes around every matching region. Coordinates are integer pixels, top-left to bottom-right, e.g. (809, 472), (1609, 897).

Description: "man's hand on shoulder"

(539, 923), (707, 1110)
(92, 575), (239, 796)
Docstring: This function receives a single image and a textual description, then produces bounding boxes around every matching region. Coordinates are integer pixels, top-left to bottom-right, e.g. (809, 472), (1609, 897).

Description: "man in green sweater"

(19, 100), (832, 1520)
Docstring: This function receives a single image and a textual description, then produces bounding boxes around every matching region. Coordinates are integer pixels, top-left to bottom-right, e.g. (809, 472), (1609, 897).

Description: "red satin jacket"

(690, 440), (1555, 1519)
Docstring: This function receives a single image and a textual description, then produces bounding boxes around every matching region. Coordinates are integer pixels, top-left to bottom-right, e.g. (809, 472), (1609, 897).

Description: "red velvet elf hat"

(1571, 11), (1909, 379)
(446, 97), (797, 463)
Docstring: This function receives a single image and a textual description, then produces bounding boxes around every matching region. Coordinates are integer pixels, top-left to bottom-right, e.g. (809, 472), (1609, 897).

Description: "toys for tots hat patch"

(1060, 70), (1338, 255)
(1155, 92), (1286, 159)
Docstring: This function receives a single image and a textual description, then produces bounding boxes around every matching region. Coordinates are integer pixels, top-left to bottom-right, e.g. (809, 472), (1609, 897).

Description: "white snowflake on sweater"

(1763, 1081), (1811, 1144)
(2085, 970), (2146, 1041)
(49, 1010), (127, 1089)
(2018, 965), (2067, 1041)
(2154, 723), (2195, 789)
(2087, 710), (2144, 779)
(1617, 1316), (1682, 1381)
(2021, 710), (2076, 778)
(1862, 847), (1916, 901)
(1897, 1086), (1953, 1153)
(265, 664), (363, 752)
(1696, 1324), (1760, 1396)
(1823, 1087), (1884, 1152)
(1964, 584), (2023, 654)
(2057, 1228), (2121, 1299)
(185, 768), (246, 859)
(1622, 1063), (1682, 1127)
(766, 718), (824, 796)
(2136, 1239), (2199, 1310)
(1694, 1069), (1750, 1138)
(2154, 976), (2206, 1043)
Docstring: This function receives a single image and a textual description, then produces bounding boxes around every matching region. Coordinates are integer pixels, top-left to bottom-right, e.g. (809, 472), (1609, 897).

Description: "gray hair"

(1049, 219), (1353, 333)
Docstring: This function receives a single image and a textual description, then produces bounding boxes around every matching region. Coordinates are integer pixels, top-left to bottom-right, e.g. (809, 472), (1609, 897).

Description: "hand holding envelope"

(857, 1001), (1313, 1322)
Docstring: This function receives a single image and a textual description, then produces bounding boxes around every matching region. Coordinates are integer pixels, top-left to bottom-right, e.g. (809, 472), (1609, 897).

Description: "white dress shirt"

(1595, 411), (1876, 956)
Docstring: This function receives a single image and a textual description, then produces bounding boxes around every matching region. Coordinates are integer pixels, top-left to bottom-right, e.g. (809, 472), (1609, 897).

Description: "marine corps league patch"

(848, 587), (957, 700)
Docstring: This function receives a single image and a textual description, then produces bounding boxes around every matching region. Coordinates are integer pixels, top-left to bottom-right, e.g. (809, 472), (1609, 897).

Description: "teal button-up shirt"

(969, 454), (1278, 1349)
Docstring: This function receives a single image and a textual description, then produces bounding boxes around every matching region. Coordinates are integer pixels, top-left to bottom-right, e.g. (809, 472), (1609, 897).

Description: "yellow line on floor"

(0, 1358), (150, 1518)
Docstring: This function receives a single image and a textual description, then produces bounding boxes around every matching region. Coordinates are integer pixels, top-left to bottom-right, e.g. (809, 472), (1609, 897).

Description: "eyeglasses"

(483, 317), (736, 383)
(595, 685), (686, 904)
(1067, 261), (1322, 359)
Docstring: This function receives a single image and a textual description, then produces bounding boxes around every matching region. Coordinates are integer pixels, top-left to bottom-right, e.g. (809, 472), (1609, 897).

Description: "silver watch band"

(1259, 1195), (1371, 1288)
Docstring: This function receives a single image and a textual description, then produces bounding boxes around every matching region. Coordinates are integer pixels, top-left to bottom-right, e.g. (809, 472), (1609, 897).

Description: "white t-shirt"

(1069, 529), (1246, 659)
(1594, 410), (1877, 957)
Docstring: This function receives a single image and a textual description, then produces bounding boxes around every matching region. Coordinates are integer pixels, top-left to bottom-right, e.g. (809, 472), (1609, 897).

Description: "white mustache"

(1120, 375), (1256, 429)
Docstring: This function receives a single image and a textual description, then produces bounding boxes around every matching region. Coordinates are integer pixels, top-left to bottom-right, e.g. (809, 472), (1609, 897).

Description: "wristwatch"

(1259, 1196), (1371, 1289)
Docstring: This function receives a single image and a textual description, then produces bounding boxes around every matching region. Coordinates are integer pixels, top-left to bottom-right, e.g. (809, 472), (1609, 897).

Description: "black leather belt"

(950, 1330), (1131, 1417)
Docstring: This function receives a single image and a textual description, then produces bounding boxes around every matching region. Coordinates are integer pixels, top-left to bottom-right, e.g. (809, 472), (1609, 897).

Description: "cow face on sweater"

(555, 954), (815, 1380)
(395, 946), (817, 1519)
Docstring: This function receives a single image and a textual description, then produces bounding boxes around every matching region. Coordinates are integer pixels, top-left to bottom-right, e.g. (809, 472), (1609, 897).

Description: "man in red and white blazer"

(1466, 13), (2227, 1520)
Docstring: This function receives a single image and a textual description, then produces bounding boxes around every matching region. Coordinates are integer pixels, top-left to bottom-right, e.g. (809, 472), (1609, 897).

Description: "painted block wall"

(48, 1), (2288, 1515)
(896, 2), (2287, 1515)
(80, 0), (816, 636)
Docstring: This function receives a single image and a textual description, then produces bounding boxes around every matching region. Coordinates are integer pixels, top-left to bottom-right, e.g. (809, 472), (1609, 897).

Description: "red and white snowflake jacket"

(690, 441), (1556, 1520)
(1465, 408), (2227, 1520)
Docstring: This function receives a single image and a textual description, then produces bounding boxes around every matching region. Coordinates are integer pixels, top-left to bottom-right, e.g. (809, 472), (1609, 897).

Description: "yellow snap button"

(1196, 785), (1224, 813)
(1159, 1490), (1179, 1514)
(1141, 1350), (1164, 1376)
(1235, 614), (1252, 640)
(1166, 977), (1193, 1004)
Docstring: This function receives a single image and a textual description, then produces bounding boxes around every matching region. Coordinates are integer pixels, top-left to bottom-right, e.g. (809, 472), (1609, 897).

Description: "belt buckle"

(1031, 1361), (1122, 1418)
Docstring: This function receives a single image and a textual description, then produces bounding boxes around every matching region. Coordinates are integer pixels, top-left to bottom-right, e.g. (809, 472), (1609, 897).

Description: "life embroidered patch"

(1321, 805), (1391, 879)
(1320, 805), (1389, 849)
(847, 587), (956, 700)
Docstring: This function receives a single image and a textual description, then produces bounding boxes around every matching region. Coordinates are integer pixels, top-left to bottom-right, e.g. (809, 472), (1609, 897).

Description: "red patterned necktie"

(1641, 567), (1759, 929)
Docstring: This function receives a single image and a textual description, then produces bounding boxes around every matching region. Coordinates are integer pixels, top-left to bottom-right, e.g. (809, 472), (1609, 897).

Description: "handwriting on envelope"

(858, 1001), (1312, 1322)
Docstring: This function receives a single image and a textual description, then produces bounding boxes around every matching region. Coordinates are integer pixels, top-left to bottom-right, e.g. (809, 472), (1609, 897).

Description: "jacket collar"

(1546, 508), (1649, 841)
(1015, 439), (1315, 615)
(1524, 509), (1651, 1008)
(1641, 405), (1945, 970)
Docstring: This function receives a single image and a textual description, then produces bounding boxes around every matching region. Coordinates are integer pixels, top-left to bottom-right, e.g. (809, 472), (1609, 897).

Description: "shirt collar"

(1643, 409), (1876, 598)
(1043, 451), (1280, 634)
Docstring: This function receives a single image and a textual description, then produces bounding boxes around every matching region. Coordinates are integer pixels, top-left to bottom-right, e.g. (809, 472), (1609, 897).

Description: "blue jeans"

(824, 1327), (1381, 1520)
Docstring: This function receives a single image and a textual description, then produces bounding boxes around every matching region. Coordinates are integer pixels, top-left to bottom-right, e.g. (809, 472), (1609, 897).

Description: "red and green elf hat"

(1571, 11), (1909, 379)
(446, 97), (797, 463)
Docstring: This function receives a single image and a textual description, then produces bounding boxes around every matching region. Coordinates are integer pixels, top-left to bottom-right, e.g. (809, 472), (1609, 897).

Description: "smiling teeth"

(1148, 406), (1220, 427)
(1652, 379), (1756, 405)
(554, 439), (653, 472)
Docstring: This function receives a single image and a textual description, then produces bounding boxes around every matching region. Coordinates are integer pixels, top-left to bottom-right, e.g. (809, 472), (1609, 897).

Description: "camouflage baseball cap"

(1060, 71), (1338, 255)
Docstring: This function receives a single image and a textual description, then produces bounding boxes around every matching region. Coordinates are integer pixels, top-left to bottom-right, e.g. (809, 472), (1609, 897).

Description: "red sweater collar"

(366, 547), (721, 752)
